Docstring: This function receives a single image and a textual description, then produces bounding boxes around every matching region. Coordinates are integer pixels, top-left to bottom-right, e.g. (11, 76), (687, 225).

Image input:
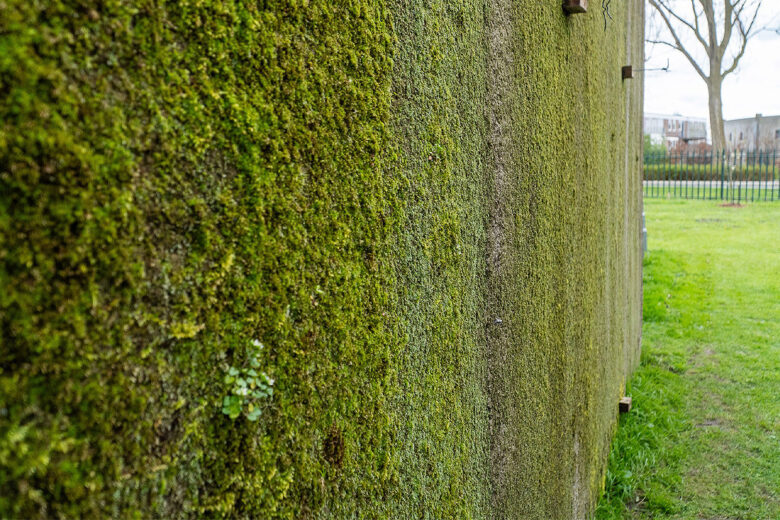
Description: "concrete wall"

(390, 4), (645, 517)
(0, 1), (644, 518)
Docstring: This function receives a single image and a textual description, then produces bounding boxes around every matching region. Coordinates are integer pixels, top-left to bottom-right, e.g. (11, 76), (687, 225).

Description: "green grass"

(597, 199), (780, 519)
(644, 186), (780, 204)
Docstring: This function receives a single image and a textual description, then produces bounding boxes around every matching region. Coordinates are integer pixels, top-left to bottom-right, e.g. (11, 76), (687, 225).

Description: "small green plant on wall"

(221, 340), (274, 421)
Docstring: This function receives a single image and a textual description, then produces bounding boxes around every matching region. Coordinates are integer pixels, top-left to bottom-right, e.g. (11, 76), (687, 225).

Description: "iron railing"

(643, 150), (780, 203)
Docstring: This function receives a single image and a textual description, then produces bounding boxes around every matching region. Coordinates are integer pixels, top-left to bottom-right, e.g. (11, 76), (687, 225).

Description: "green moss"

(2, 1), (396, 518)
(1, 0), (643, 517)
(386, 1), (644, 517)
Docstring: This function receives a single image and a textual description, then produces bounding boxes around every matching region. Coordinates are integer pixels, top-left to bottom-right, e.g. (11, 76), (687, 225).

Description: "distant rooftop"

(644, 112), (707, 122)
(725, 113), (780, 124)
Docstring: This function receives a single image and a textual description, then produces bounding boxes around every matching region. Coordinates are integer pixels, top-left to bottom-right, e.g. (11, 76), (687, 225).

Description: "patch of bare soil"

(695, 418), (723, 428)
(627, 490), (648, 515)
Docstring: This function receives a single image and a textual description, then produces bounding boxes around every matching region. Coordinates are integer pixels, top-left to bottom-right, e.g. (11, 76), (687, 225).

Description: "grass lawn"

(597, 199), (780, 519)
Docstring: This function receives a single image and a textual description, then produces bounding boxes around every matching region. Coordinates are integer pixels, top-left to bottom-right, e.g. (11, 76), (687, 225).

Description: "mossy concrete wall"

(0, 1), (643, 518)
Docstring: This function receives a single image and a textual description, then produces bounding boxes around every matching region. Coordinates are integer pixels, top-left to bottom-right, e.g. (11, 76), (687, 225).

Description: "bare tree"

(648, 0), (762, 151)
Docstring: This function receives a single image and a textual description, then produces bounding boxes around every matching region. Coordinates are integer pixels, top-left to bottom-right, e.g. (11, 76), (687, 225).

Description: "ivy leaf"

(246, 408), (262, 421)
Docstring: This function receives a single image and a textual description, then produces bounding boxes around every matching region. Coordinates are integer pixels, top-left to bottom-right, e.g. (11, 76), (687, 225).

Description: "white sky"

(644, 1), (780, 121)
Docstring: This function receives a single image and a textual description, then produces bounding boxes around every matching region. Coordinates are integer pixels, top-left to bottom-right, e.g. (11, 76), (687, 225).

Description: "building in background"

(644, 113), (709, 152)
(725, 114), (780, 152)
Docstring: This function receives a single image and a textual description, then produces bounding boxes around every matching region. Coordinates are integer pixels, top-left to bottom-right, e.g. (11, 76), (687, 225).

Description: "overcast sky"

(644, 1), (780, 121)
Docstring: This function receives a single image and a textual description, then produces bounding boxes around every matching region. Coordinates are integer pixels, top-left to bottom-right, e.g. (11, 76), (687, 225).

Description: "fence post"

(737, 150), (743, 203)
(772, 148), (780, 200)
(720, 150), (725, 200)
(709, 149), (714, 199)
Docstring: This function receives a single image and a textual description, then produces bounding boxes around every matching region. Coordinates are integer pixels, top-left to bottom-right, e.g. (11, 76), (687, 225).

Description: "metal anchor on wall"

(622, 59), (671, 80)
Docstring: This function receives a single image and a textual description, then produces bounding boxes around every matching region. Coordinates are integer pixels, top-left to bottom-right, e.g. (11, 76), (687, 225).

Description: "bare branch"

(719, 0), (737, 55)
(720, 0), (761, 55)
(722, 4), (761, 77)
(648, 0), (709, 79)
(690, 0), (704, 43)
(697, 0), (717, 49)
(759, 10), (780, 34)
(646, 38), (683, 50)
(654, 0), (711, 51)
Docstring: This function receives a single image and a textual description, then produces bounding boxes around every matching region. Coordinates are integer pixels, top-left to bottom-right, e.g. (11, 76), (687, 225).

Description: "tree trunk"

(708, 78), (726, 152)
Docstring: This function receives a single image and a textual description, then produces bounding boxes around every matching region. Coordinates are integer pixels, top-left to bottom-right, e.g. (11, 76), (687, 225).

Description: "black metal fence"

(643, 150), (780, 203)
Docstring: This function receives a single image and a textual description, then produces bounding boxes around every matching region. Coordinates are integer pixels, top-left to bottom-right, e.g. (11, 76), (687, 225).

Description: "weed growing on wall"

(221, 341), (274, 421)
